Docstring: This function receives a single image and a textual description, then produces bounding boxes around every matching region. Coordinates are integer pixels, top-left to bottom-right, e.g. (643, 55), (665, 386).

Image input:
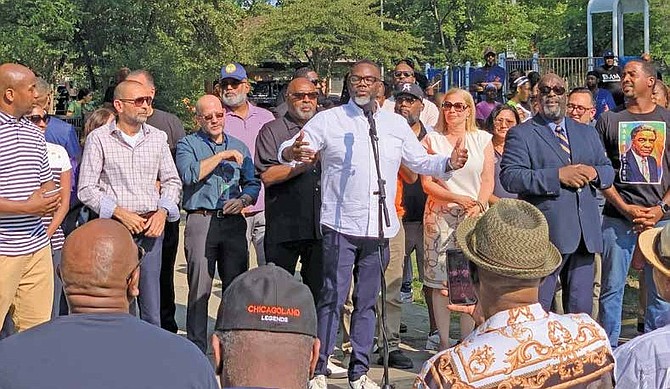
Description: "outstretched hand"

(287, 131), (316, 163)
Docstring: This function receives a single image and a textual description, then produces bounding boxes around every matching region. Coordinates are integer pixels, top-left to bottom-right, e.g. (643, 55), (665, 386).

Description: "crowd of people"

(0, 45), (669, 389)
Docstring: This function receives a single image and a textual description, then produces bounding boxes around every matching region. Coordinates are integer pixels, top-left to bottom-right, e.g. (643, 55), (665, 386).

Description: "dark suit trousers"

(265, 239), (323, 305)
(159, 219), (180, 333)
(539, 242), (595, 315)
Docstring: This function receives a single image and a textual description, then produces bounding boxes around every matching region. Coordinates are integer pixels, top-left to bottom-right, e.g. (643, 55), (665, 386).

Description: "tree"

(248, 0), (422, 78)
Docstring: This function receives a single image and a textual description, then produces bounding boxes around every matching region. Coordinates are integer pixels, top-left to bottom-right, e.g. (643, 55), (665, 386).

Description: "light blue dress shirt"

(278, 100), (452, 238)
(614, 324), (670, 388)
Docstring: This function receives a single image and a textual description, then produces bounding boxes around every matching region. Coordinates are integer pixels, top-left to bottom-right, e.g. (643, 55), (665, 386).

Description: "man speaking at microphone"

(279, 59), (468, 389)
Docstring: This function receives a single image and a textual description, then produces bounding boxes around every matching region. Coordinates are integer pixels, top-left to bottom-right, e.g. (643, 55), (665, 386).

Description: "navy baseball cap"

(395, 82), (424, 100)
(220, 62), (248, 81)
(602, 50), (615, 58)
(216, 264), (317, 337)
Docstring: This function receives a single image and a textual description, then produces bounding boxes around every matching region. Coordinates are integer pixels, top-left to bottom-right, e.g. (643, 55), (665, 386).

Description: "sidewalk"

(172, 225), (433, 387)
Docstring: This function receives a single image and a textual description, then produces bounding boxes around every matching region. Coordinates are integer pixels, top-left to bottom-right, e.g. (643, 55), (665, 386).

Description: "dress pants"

(134, 233), (163, 326)
(315, 226), (389, 382)
(539, 242), (594, 315)
(245, 211), (266, 266)
(265, 238), (323, 304)
(184, 213), (248, 353)
(376, 222), (404, 351)
(51, 249), (68, 317)
(159, 219), (180, 333)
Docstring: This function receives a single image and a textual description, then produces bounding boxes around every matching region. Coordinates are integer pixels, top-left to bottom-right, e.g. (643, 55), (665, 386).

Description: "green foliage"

(249, 0), (422, 77)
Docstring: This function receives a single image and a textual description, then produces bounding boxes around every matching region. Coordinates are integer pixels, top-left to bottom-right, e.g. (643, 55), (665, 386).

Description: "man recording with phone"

(415, 199), (614, 389)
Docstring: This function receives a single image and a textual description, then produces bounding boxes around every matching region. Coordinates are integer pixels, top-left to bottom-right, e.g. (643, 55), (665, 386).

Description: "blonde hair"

(435, 88), (478, 134)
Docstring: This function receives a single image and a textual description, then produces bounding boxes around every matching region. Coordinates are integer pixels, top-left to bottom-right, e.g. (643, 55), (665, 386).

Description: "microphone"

(362, 102), (377, 139)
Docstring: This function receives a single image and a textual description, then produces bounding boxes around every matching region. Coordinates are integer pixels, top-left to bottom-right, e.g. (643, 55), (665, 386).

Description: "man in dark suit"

(500, 73), (615, 314)
(621, 124), (661, 184)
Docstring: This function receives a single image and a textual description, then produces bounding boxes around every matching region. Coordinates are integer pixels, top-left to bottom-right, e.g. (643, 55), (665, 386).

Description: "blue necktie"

(554, 126), (571, 162)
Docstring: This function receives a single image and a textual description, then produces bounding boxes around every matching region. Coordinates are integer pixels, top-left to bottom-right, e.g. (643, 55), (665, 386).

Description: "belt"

(187, 209), (230, 218)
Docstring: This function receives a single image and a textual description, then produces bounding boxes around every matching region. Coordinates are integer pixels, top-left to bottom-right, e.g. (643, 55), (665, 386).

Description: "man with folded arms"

(415, 199), (614, 388)
(78, 80), (182, 326)
(176, 94), (260, 353)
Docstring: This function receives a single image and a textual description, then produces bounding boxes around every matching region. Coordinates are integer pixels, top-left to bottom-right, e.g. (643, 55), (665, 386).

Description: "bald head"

(113, 80), (146, 100)
(61, 220), (139, 310)
(196, 94), (223, 115)
(0, 63), (37, 117)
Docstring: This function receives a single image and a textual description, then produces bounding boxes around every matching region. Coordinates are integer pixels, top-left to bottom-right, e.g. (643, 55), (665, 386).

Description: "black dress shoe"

(377, 349), (414, 369)
(399, 322), (407, 333)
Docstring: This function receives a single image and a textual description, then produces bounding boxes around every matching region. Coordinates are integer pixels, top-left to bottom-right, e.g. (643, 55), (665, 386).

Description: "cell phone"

(43, 188), (60, 197)
(446, 249), (477, 306)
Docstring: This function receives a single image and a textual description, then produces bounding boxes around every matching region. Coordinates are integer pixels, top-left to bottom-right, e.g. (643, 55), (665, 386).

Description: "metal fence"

(426, 55), (608, 97)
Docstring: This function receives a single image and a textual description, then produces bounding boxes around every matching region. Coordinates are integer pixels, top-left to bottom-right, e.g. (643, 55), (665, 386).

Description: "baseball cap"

(220, 62), (248, 81)
(587, 70), (600, 79)
(216, 263), (317, 337)
(638, 224), (670, 278)
(483, 47), (496, 57)
(602, 50), (615, 58)
(394, 82), (424, 100)
(484, 83), (497, 91)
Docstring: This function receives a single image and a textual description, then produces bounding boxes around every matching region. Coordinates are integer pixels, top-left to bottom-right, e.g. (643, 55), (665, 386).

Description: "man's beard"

(353, 95), (373, 106)
(221, 93), (246, 108)
(292, 109), (316, 122)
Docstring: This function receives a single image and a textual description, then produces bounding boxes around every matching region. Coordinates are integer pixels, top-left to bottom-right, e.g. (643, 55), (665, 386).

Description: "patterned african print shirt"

(414, 303), (614, 389)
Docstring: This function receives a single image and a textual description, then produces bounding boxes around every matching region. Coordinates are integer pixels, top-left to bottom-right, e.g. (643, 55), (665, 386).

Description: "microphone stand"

(365, 107), (393, 389)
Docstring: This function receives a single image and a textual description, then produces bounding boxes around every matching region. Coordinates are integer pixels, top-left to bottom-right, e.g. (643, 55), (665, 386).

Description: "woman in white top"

(421, 88), (495, 349)
(26, 106), (72, 317)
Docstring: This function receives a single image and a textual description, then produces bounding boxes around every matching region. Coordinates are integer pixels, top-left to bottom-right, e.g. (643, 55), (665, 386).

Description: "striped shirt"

(78, 121), (181, 221)
(0, 112), (53, 256)
(41, 143), (71, 251)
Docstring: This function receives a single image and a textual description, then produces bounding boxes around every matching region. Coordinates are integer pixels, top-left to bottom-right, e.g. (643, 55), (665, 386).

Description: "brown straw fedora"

(455, 198), (561, 279)
(638, 225), (670, 278)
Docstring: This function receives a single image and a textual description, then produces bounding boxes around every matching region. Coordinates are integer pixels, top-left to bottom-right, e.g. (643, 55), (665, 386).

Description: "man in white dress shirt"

(280, 59), (467, 389)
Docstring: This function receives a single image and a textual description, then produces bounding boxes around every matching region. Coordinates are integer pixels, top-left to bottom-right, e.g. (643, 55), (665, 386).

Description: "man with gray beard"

(254, 77), (323, 303)
(220, 63), (274, 266)
(501, 73), (614, 315)
(279, 60), (469, 389)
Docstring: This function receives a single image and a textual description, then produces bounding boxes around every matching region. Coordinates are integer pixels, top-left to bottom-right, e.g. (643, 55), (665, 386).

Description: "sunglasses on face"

(289, 92), (319, 100)
(349, 75), (380, 85)
(566, 103), (593, 114)
(441, 101), (469, 112)
(396, 95), (420, 105)
(198, 112), (225, 121)
(220, 79), (244, 89)
(118, 96), (153, 107)
(494, 118), (517, 127)
(126, 245), (147, 284)
(393, 71), (414, 78)
(26, 113), (50, 125)
(538, 85), (566, 96)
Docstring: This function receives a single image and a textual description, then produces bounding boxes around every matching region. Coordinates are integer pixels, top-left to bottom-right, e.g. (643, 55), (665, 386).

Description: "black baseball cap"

(394, 82), (424, 100)
(602, 50), (615, 58)
(216, 264), (317, 337)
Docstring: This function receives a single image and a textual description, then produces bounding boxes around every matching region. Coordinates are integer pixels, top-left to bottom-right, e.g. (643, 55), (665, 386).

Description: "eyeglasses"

(220, 79), (245, 89)
(538, 85), (566, 96)
(26, 113), (50, 125)
(441, 101), (469, 112)
(566, 103), (593, 114)
(198, 112), (225, 121)
(289, 92), (319, 100)
(349, 75), (380, 85)
(494, 118), (517, 127)
(118, 96), (153, 107)
(126, 245), (146, 283)
(396, 95), (420, 105)
(393, 71), (414, 78)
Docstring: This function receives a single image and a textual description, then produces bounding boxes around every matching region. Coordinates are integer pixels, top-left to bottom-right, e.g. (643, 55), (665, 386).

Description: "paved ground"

(171, 225), (642, 388)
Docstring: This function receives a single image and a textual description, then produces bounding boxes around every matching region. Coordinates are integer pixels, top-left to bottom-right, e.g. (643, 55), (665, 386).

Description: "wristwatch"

(240, 196), (250, 207)
(657, 200), (670, 214)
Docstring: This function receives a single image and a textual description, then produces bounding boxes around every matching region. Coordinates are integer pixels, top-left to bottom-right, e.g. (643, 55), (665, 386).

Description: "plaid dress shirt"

(78, 121), (181, 221)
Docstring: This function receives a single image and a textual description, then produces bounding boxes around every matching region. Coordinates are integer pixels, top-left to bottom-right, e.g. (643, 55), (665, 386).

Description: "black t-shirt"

(254, 113), (321, 244)
(596, 105), (670, 220)
(402, 124), (429, 222)
(146, 108), (186, 157)
(0, 313), (218, 389)
(596, 65), (623, 106)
